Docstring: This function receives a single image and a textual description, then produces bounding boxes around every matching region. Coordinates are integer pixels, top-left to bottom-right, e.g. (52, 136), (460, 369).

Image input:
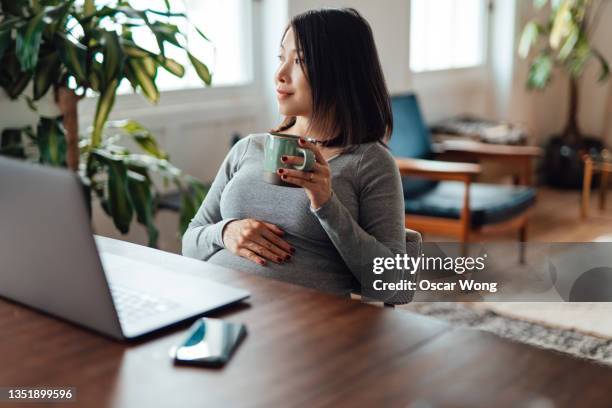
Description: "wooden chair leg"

(582, 157), (593, 219)
(518, 223), (527, 265)
(461, 179), (471, 257)
(600, 169), (609, 212)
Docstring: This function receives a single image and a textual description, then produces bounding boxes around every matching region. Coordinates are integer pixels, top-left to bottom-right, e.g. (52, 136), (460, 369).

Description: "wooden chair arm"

(431, 140), (541, 186)
(395, 157), (481, 182)
(432, 140), (542, 160)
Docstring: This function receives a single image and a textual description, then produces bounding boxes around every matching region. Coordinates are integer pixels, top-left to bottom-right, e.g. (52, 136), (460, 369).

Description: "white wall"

(287, 0), (494, 123)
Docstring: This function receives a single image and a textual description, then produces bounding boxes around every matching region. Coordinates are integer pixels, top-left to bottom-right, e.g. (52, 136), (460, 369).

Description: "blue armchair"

(388, 94), (541, 261)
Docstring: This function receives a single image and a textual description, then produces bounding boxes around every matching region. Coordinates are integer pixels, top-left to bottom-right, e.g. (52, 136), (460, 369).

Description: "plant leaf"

(91, 149), (133, 234)
(43, 2), (73, 35)
(0, 52), (32, 99)
(557, 25), (578, 60)
(156, 55), (184, 77)
(37, 116), (67, 166)
(527, 53), (553, 89)
(55, 32), (88, 83)
(0, 0), (29, 17)
(193, 25), (210, 43)
(114, 120), (168, 159)
(550, 0), (572, 50)
(127, 170), (158, 247)
(15, 10), (45, 71)
(99, 30), (124, 87)
(145, 8), (186, 18)
(0, 27), (13, 61)
(128, 58), (159, 103)
(92, 78), (119, 147)
(33, 51), (61, 100)
(187, 52), (211, 85)
(592, 49), (610, 82)
(179, 186), (196, 235)
(519, 21), (539, 59)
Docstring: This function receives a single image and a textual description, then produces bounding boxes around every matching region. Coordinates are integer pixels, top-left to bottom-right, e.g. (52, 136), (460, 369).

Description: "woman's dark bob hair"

(273, 8), (393, 148)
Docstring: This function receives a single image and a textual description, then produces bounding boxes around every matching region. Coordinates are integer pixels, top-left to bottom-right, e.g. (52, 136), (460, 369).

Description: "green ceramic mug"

(263, 132), (316, 186)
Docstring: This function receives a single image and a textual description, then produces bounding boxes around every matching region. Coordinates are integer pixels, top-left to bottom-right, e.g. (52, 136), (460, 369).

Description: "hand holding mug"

(277, 138), (332, 210)
(222, 219), (294, 266)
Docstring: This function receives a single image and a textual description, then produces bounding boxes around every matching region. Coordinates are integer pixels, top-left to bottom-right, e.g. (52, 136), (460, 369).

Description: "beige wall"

(507, 0), (612, 146)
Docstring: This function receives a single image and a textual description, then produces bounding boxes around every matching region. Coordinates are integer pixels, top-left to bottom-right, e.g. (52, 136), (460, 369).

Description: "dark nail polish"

(290, 247), (296, 253)
(282, 175), (287, 180)
(281, 155), (288, 162)
(277, 168), (284, 174)
(285, 255), (291, 262)
(299, 138), (305, 145)
(277, 257), (282, 263)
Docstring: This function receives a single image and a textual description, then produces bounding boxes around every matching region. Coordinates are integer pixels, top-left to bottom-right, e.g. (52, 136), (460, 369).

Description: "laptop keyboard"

(109, 284), (180, 325)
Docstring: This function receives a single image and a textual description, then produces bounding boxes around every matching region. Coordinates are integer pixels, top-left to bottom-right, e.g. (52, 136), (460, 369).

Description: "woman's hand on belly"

(222, 219), (295, 266)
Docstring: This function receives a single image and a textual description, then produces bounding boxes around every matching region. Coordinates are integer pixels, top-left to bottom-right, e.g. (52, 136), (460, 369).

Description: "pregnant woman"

(183, 8), (406, 300)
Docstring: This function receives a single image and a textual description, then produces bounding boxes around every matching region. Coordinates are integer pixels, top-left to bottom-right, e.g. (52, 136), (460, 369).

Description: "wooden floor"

(423, 186), (612, 243)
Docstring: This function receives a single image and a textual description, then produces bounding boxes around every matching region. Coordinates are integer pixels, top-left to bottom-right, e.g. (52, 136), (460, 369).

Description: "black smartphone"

(170, 318), (247, 367)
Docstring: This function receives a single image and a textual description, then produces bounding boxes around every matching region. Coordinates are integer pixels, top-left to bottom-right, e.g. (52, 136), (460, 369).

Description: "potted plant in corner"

(519, 0), (610, 188)
(0, 0), (213, 246)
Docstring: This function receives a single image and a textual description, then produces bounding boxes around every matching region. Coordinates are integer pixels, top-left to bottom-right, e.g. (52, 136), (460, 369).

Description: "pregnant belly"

(208, 249), (356, 295)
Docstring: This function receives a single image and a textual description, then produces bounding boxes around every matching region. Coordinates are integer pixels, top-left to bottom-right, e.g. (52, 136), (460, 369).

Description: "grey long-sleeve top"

(182, 133), (406, 298)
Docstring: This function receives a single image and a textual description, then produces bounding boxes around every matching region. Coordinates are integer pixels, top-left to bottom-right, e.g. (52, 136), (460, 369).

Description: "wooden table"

(2, 237), (612, 408)
(581, 154), (612, 219)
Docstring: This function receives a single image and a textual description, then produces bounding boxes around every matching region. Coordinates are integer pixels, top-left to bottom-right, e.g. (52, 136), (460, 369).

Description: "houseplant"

(519, 0), (610, 188)
(0, 0), (212, 246)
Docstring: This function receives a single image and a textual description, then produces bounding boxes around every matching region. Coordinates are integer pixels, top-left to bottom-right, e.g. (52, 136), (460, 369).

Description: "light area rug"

(471, 302), (612, 339)
(401, 302), (612, 366)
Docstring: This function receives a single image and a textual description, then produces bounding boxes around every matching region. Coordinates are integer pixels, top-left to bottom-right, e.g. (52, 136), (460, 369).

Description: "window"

(409, 0), (487, 72)
(118, 0), (253, 93)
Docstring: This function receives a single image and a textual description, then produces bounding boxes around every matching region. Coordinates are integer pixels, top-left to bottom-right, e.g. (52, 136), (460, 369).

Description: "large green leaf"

(15, 10), (46, 71)
(92, 78), (119, 147)
(91, 149), (133, 234)
(128, 58), (159, 103)
(149, 21), (181, 50)
(55, 32), (88, 83)
(557, 25), (579, 61)
(527, 53), (553, 89)
(114, 120), (168, 159)
(550, 0), (572, 49)
(127, 170), (158, 247)
(122, 39), (150, 58)
(98, 30), (124, 87)
(33, 51), (61, 100)
(42, 2), (74, 35)
(0, 52), (32, 99)
(187, 52), (211, 85)
(156, 55), (184, 77)
(37, 116), (67, 166)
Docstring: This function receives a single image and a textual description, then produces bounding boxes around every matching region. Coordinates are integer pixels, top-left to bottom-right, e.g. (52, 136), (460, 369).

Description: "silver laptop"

(0, 157), (249, 340)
